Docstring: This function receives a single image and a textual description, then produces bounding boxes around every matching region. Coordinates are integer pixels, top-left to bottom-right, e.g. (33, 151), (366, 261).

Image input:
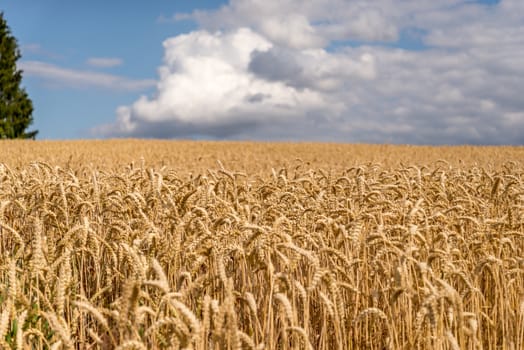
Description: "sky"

(2, 0), (523, 144)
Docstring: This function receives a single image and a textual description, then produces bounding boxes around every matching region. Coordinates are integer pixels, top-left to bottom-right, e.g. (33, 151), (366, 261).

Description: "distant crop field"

(0, 140), (523, 349)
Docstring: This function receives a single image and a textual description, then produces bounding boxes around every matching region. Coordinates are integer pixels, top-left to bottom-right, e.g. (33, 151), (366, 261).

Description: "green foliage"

(0, 12), (38, 139)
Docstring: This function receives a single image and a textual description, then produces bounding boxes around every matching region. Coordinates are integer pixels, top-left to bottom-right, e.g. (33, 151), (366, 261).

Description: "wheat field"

(0, 140), (523, 349)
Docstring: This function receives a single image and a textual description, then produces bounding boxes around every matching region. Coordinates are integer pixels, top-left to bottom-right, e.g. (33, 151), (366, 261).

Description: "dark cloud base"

(102, 113), (523, 146)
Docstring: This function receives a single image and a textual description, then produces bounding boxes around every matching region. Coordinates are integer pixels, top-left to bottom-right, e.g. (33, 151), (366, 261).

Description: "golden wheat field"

(0, 140), (523, 350)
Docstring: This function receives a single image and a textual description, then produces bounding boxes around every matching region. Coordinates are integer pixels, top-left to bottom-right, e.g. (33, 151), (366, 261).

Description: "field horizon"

(2, 139), (523, 172)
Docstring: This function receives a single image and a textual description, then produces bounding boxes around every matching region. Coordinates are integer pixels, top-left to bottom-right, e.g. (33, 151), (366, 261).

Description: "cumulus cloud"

(95, 28), (351, 138)
(187, 0), (404, 48)
(248, 47), (376, 91)
(97, 0), (524, 144)
(20, 61), (155, 91)
(86, 57), (123, 68)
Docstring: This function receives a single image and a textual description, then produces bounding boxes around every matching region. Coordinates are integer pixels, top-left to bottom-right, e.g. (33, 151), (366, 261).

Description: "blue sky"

(2, 0), (523, 144)
(2, 1), (226, 139)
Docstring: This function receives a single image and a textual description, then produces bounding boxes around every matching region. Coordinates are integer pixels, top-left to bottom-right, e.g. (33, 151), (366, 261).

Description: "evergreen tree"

(0, 12), (37, 139)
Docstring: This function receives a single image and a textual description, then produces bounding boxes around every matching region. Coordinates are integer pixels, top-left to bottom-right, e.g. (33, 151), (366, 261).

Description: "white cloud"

(86, 57), (123, 68)
(97, 0), (524, 144)
(258, 14), (326, 49)
(186, 0), (401, 48)
(20, 61), (155, 91)
(248, 47), (376, 91)
(95, 28), (346, 138)
(184, 1), (476, 48)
